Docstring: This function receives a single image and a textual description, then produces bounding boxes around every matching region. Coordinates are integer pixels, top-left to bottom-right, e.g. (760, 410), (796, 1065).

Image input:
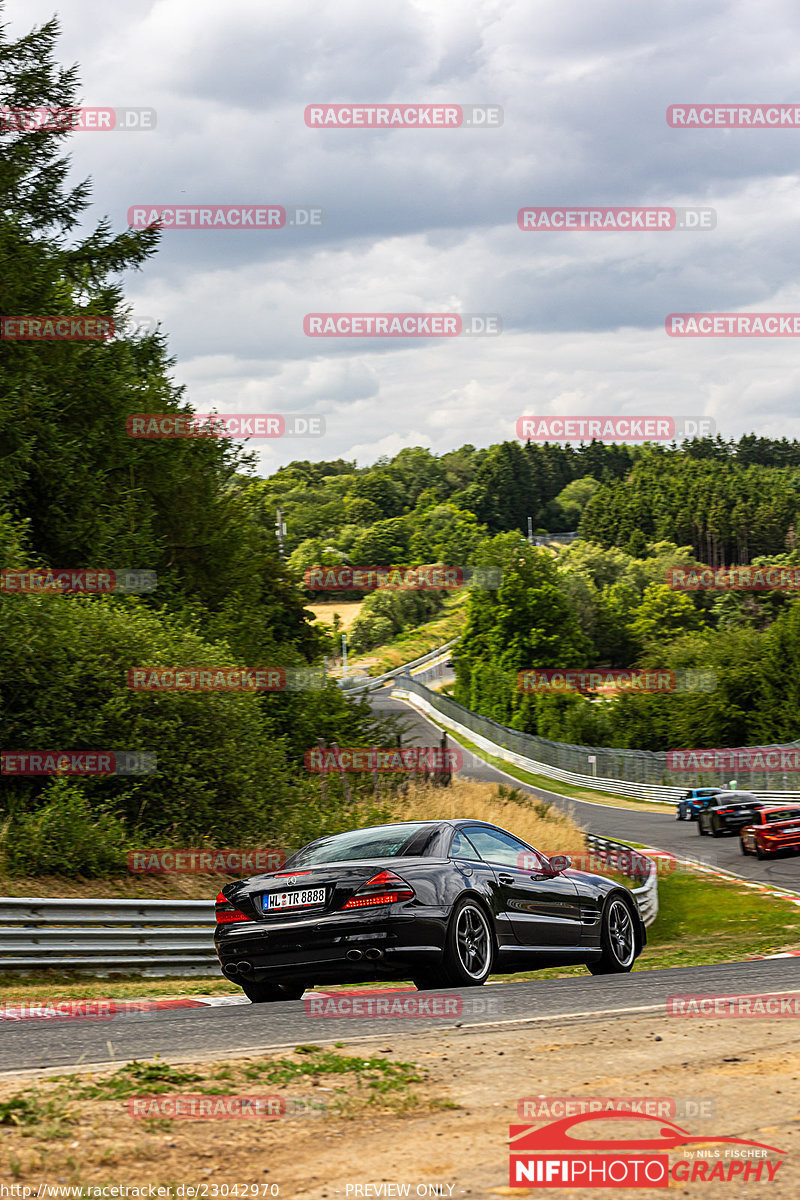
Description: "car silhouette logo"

(509, 1111), (785, 1154)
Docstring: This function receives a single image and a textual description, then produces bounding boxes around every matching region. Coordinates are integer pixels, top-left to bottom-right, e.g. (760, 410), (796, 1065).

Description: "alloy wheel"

(455, 904), (492, 980)
(607, 898), (635, 968)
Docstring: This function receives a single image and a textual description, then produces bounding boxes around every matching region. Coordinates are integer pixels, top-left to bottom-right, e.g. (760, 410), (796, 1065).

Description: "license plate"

(781, 826), (800, 833)
(262, 887), (326, 911)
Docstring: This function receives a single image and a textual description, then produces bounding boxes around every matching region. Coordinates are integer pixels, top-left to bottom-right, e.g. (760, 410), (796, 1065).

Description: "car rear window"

(286, 823), (437, 866)
(764, 809), (800, 823)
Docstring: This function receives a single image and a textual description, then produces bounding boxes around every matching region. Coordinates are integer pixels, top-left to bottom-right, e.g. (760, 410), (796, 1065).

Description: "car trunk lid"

(221, 856), (425, 921)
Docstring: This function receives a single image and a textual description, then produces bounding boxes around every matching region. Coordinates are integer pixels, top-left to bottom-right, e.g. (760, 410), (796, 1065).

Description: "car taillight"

(215, 891), (251, 924)
(341, 870), (415, 910)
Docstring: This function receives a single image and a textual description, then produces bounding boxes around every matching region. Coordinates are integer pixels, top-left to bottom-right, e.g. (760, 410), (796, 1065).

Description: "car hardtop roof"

(332, 818), (512, 832)
(318, 819), (447, 834)
(298, 818), (517, 847)
(450, 818), (505, 828)
(716, 791), (758, 800)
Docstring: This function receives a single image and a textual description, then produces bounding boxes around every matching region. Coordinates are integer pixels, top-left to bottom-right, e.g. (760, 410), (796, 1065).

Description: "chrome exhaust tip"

(237, 961), (253, 976)
(222, 963), (239, 977)
(364, 947), (384, 960)
(345, 949), (364, 961)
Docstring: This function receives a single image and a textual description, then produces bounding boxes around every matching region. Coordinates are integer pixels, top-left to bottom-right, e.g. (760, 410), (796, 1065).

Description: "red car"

(740, 805), (800, 858)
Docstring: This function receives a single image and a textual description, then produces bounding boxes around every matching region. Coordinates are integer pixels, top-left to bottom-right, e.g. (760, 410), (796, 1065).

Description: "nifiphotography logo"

(508, 1111), (786, 1187)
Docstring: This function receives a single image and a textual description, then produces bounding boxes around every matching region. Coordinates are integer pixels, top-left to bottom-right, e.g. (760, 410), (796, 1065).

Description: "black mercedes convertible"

(214, 819), (646, 1002)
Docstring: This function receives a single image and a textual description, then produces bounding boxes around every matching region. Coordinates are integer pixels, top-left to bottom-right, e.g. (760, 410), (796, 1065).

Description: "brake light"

(341, 870), (415, 910)
(215, 891), (251, 924)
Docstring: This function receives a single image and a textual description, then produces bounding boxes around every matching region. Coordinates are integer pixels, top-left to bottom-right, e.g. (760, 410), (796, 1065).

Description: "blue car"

(675, 787), (727, 821)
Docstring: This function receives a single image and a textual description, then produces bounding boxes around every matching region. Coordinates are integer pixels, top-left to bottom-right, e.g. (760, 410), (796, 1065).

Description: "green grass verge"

(0, 1049), (435, 1135)
(0, 974), (243, 1001)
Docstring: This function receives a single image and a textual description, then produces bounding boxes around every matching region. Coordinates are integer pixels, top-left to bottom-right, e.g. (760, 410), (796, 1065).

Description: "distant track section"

(338, 639), (457, 695)
(392, 677), (800, 803)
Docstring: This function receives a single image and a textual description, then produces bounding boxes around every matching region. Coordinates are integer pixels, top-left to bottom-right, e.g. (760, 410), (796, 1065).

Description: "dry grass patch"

(0, 1048), (449, 1188)
(306, 600), (364, 631)
(0, 870), (243, 901)
(382, 779), (587, 858)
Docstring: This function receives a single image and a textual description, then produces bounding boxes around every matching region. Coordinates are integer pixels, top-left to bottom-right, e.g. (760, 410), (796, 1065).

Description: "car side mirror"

(547, 854), (571, 875)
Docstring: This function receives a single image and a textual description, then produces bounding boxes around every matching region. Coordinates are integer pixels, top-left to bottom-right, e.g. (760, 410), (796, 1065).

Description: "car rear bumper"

(214, 908), (448, 984)
(719, 815), (757, 831)
(758, 837), (800, 852)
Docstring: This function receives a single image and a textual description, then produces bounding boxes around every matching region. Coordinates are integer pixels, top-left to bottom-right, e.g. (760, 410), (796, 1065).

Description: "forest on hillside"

(0, 17), (398, 876)
(261, 435), (800, 572)
(4, 18), (800, 876)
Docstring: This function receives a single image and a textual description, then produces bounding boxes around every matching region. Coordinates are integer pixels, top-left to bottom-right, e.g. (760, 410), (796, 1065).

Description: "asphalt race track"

(3, 684), (798, 1076)
(370, 686), (800, 893)
(3, 959), (800, 1073)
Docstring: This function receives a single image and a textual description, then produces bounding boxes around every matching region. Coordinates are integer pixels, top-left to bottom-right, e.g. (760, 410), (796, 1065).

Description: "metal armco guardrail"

(0, 839), (658, 974)
(0, 897), (219, 977)
(529, 531), (579, 546)
(585, 835), (659, 927)
(393, 677), (800, 802)
(338, 639), (458, 695)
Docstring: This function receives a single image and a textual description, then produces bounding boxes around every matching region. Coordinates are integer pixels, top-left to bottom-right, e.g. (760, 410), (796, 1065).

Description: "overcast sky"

(7, 0), (800, 471)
